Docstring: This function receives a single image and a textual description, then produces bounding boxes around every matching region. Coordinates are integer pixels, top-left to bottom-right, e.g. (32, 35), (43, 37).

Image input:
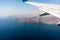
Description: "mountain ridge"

(15, 15), (60, 24)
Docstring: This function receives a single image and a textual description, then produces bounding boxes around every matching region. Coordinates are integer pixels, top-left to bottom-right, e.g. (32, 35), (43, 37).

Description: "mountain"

(14, 15), (60, 24)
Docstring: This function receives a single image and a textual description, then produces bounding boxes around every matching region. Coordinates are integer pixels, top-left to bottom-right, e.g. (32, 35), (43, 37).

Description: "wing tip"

(22, 0), (28, 3)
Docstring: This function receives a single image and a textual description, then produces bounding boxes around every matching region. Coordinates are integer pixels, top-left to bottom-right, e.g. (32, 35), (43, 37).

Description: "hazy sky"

(0, 0), (60, 17)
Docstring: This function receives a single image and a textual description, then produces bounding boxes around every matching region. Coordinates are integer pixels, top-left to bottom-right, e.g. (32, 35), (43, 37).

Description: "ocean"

(0, 18), (60, 40)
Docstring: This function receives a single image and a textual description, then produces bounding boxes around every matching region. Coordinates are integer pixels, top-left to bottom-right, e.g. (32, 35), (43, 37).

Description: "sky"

(0, 0), (60, 17)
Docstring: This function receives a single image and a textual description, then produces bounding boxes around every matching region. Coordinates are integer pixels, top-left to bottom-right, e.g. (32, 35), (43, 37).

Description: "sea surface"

(0, 18), (60, 40)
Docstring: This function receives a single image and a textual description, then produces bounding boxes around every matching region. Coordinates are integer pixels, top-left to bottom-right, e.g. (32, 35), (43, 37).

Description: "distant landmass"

(14, 15), (60, 24)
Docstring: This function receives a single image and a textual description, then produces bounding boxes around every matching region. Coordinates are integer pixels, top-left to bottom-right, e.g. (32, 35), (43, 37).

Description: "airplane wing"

(25, 2), (60, 18)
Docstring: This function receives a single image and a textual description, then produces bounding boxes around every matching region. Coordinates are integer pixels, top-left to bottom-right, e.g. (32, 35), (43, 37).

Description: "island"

(14, 15), (60, 24)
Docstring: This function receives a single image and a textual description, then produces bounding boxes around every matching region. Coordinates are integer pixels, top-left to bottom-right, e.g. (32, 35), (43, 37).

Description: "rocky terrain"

(15, 15), (60, 24)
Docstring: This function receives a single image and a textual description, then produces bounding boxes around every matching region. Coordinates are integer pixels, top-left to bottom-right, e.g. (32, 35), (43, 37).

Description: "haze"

(0, 0), (60, 17)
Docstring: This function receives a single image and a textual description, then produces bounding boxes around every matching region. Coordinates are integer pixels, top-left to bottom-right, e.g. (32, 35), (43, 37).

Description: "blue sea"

(0, 18), (60, 40)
